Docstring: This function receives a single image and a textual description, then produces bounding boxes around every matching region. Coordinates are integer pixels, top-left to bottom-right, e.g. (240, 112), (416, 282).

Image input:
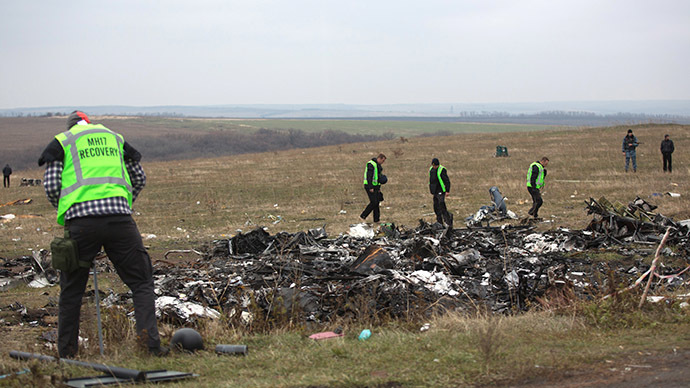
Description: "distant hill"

(1, 101), (689, 125)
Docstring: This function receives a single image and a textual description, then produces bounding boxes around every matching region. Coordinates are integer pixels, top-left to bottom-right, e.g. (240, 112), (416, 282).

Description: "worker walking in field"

(429, 158), (453, 228)
(3, 164), (11, 188)
(660, 134), (674, 173)
(38, 111), (167, 358)
(526, 157), (549, 220)
(360, 153), (386, 223)
(622, 129), (639, 172)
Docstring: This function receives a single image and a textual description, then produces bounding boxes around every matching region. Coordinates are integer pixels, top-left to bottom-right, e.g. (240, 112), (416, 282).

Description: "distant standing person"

(429, 158), (453, 228)
(2, 164), (11, 188)
(660, 134), (674, 173)
(622, 129), (639, 172)
(526, 157), (549, 219)
(360, 153), (386, 223)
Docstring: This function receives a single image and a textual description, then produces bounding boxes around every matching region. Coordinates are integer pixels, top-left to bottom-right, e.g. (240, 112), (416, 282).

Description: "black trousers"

(360, 187), (381, 222)
(527, 187), (543, 218)
(58, 215), (160, 357)
(663, 152), (672, 172)
(3, 175), (9, 187)
(433, 192), (452, 225)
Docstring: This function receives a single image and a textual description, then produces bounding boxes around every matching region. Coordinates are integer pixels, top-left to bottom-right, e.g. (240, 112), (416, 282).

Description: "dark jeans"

(58, 215), (160, 357)
(663, 152), (672, 172)
(3, 175), (9, 187)
(527, 187), (543, 218)
(433, 192), (452, 225)
(625, 150), (637, 172)
(360, 187), (381, 222)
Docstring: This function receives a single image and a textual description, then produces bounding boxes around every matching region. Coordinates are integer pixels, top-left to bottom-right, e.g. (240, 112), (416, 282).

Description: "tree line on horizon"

(1, 127), (391, 172)
(1, 110), (688, 126)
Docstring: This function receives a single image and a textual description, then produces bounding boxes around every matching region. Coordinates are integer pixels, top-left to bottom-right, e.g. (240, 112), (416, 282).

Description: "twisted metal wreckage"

(2, 197), (690, 328)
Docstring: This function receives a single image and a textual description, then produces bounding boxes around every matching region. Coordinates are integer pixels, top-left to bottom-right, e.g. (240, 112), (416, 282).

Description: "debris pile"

(585, 196), (690, 246)
(143, 212), (689, 324)
(0, 250), (58, 291)
(19, 178), (42, 187)
(465, 186), (518, 227)
(2, 198), (689, 328)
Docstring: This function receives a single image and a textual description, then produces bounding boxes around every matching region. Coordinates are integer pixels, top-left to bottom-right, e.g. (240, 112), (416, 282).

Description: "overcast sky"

(1, 0), (689, 109)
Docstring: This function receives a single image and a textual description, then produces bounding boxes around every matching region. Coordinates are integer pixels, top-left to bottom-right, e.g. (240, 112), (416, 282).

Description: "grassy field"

(188, 118), (563, 136)
(1, 122), (689, 386)
(2, 121), (688, 258)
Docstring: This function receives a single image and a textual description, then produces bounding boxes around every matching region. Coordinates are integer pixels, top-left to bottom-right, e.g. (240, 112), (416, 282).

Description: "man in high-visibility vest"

(526, 157), (549, 219)
(429, 158), (453, 228)
(38, 111), (167, 358)
(360, 153), (386, 223)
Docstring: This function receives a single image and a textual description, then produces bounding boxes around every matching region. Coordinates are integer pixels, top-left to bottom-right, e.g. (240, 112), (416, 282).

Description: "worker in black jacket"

(429, 158), (453, 228)
(622, 129), (639, 172)
(360, 153), (386, 223)
(660, 134), (674, 173)
(2, 164), (11, 188)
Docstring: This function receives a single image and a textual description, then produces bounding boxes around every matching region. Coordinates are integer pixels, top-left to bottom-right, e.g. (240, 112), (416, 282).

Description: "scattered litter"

(155, 296), (221, 323)
(349, 223), (375, 238)
(0, 368), (30, 380)
(215, 344), (248, 355)
(267, 214), (283, 224)
(27, 276), (53, 288)
(351, 245), (394, 275)
(163, 249), (203, 259)
(0, 198), (32, 208)
(358, 329), (371, 341)
(466, 186), (517, 227)
(10, 350), (197, 385)
(665, 192), (681, 198)
(420, 323), (430, 332)
(309, 329), (344, 341)
(19, 178), (42, 187)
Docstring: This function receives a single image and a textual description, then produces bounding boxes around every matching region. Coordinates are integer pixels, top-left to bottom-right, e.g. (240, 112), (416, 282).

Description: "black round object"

(379, 175), (388, 184)
(170, 328), (204, 352)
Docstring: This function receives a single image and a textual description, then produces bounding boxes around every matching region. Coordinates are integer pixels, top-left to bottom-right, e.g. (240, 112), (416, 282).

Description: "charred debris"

(2, 197), (690, 328)
(151, 196), (690, 325)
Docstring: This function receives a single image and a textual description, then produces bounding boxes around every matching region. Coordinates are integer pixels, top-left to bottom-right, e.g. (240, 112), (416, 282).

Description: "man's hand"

(369, 189), (374, 193)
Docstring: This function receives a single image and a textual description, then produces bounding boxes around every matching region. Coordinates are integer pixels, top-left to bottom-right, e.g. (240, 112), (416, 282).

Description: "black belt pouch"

(51, 228), (83, 273)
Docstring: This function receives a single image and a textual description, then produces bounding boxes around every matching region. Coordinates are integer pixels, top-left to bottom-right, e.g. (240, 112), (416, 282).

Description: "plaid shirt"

(43, 160), (146, 220)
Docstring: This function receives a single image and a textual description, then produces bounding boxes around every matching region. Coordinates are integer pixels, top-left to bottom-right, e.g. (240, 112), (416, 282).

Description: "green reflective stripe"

(526, 162), (545, 189)
(60, 176), (132, 197)
(363, 160), (379, 186)
(430, 165), (446, 192)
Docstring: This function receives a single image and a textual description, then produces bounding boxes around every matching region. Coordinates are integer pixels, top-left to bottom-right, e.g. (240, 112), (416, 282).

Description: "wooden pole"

(639, 227), (672, 308)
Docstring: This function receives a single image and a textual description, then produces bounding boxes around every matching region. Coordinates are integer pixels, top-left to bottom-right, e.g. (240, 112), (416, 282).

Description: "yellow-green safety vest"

(363, 160), (380, 186)
(430, 165), (447, 193)
(526, 162), (545, 189)
(55, 124), (133, 225)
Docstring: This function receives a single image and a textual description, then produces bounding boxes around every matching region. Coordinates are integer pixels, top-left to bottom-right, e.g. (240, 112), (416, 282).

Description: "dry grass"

(2, 123), (689, 259)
